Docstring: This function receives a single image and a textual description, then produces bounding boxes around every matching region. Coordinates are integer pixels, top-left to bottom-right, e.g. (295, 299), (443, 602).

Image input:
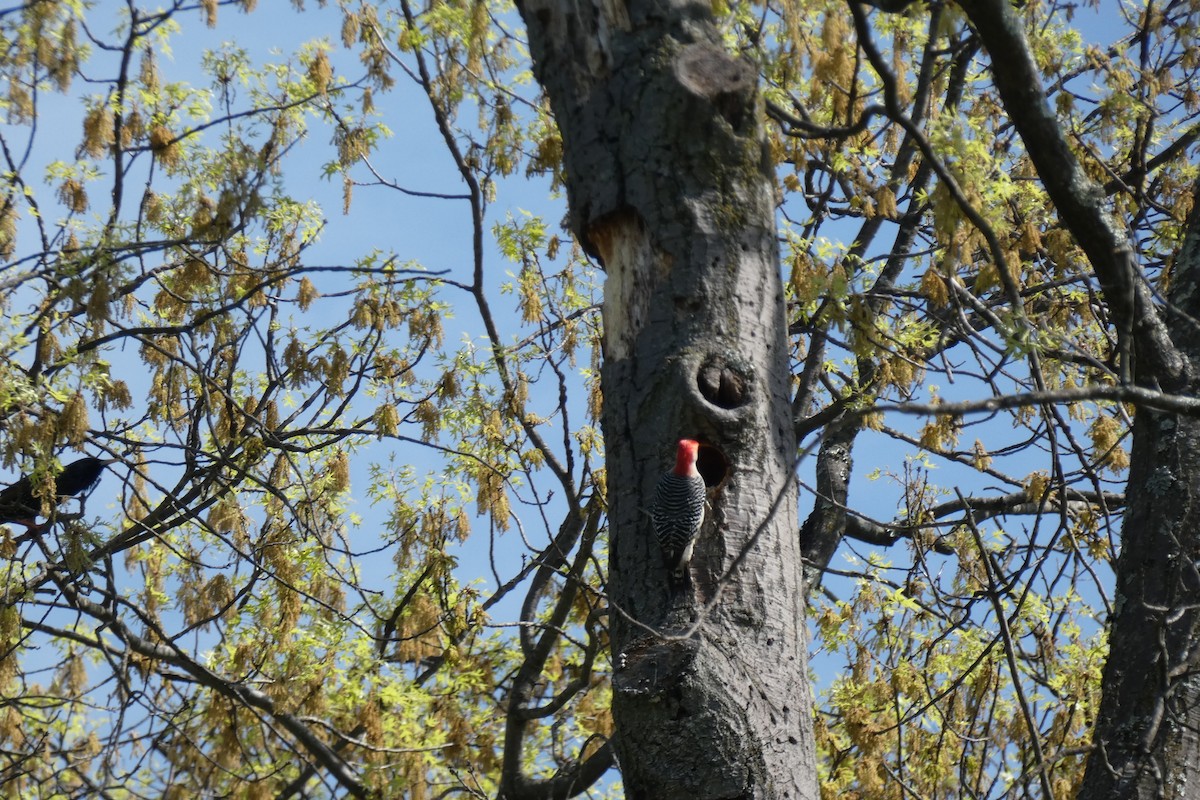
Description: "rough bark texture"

(1075, 189), (1200, 799)
(799, 420), (853, 593)
(957, 0), (1200, 795)
(515, 0), (817, 797)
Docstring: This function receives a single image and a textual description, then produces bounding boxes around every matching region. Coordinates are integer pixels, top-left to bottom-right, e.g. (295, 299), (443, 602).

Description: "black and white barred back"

(651, 471), (707, 579)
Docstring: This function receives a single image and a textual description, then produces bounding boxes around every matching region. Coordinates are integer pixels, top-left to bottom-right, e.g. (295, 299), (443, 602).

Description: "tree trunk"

(1076, 184), (1200, 798)
(515, 0), (818, 797)
(955, 1), (1200, 794)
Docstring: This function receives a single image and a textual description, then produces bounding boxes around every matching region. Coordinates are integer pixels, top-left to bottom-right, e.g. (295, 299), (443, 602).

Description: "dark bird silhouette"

(0, 456), (113, 533)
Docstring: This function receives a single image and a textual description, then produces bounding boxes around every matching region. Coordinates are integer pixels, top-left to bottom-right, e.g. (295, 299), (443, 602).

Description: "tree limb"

(958, 0), (1185, 387)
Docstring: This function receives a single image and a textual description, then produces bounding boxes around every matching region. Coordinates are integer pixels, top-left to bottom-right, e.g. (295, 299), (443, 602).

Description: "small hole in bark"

(698, 355), (749, 409)
(695, 443), (728, 488)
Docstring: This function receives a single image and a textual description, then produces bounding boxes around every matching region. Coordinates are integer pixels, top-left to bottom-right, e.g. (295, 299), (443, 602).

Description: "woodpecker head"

(673, 439), (701, 478)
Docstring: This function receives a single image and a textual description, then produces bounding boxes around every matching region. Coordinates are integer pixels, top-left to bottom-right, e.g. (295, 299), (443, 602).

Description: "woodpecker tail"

(666, 565), (692, 599)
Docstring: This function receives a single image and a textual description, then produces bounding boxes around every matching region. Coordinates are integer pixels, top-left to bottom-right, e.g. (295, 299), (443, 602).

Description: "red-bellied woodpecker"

(652, 439), (706, 587)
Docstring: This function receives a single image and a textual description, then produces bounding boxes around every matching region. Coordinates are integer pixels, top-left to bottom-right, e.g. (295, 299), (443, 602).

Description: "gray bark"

(515, 0), (818, 796)
(1075, 187), (1200, 799)
(955, 0), (1200, 795)
(799, 421), (853, 593)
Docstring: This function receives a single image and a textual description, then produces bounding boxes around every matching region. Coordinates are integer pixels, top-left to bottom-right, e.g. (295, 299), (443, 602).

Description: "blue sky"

(0, 0), (1135, 792)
